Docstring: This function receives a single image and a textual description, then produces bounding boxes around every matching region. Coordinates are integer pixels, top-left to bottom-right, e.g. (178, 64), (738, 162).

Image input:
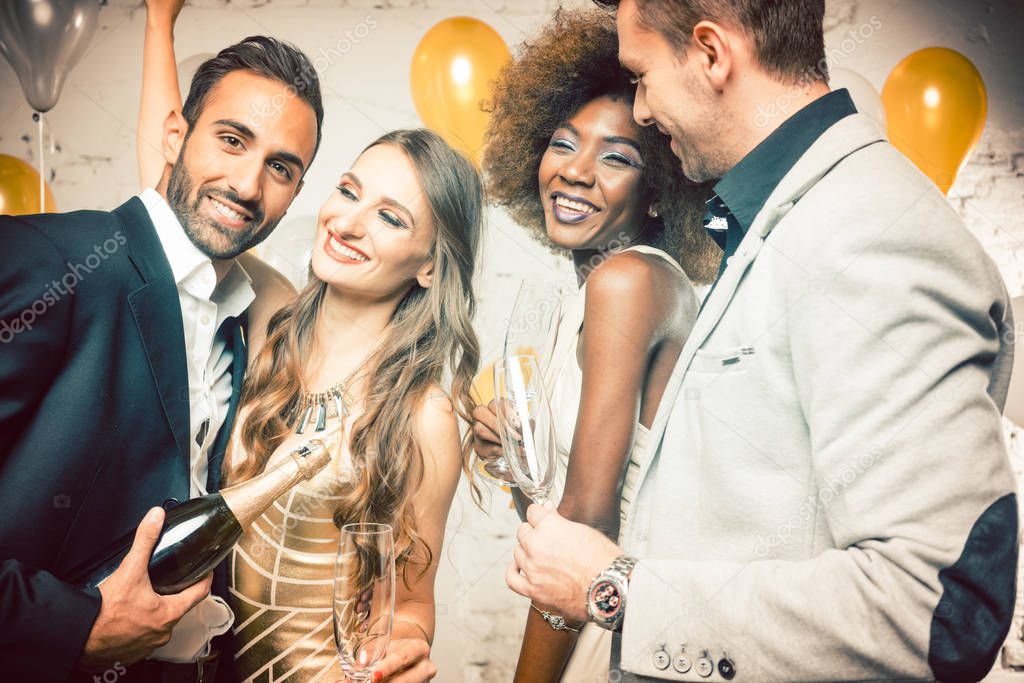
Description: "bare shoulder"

(237, 252), (298, 356)
(414, 386), (459, 448)
(413, 385), (462, 489)
(586, 249), (690, 320)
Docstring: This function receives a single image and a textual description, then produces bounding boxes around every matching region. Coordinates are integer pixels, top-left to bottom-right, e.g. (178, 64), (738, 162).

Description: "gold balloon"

(0, 154), (56, 215)
(471, 346), (540, 407)
(882, 47), (987, 195)
(471, 359), (496, 407)
(410, 17), (510, 164)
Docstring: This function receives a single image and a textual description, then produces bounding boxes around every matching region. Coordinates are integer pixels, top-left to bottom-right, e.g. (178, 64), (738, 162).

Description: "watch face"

(589, 578), (623, 620)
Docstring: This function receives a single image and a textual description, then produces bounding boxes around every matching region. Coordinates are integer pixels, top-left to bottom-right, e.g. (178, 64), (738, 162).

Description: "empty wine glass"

(481, 280), (565, 484)
(493, 354), (558, 507)
(333, 523), (395, 681)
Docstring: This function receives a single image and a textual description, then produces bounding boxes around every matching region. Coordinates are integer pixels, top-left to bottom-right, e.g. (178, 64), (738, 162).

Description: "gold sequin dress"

(224, 424), (355, 682)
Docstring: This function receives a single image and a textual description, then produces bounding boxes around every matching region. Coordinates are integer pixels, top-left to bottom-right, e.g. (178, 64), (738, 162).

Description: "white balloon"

(830, 68), (886, 129)
(177, 53), (215, 102)
(251, 214), (317, 290)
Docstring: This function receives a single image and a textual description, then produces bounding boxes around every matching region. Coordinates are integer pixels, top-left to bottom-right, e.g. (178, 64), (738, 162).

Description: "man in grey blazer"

(506, 1), (1018, 680)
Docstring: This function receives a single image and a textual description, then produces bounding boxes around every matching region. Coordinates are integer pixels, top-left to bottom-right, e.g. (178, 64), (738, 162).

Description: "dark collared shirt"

(703, 88), (858, 278)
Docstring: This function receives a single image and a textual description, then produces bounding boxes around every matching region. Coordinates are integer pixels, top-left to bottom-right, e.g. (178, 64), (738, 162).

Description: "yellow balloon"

(471, 346), (543, 408)
(410, 17), (510, 164)
(0, 154), (56, 215)
(471, 359), (496, 407)
(882, 47), (987, 195)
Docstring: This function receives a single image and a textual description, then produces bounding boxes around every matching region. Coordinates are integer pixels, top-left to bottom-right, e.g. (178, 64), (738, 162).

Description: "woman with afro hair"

(471, 7), (720, 682)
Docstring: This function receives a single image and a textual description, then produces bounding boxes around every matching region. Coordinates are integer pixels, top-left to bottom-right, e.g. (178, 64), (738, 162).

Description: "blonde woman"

(139, 3), (481, 680)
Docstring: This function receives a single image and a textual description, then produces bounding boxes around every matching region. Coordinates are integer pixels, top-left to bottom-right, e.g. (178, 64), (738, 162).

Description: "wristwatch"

(587, 554), (638, 632)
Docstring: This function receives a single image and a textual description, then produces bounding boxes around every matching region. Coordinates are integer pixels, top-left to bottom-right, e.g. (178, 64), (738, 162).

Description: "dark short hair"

(594, 0), (828, 83)
(182, 35), (324, 164)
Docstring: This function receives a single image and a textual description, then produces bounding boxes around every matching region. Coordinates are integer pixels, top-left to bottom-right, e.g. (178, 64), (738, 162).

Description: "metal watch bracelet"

(587, 554), (638, 632)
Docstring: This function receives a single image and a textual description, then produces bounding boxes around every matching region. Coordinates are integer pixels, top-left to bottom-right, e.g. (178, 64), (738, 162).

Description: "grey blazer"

(615, 114), (1018, 682)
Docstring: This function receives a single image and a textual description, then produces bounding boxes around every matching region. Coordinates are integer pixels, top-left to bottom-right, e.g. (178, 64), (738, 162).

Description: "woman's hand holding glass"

(363, 637), (435, 682)
(493, 355), (558, 508)
(471, 400), (516, 484)
(334, 524), (395, 682)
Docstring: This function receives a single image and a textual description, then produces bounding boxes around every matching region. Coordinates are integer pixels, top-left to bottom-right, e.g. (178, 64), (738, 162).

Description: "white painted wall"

(2, 0), (1022, 679)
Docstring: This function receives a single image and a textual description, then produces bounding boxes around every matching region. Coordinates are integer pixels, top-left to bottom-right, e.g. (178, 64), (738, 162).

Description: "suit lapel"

(113, 198), (191, 469)
(632, 114), (887, 499)
(625, 219), (774, 511)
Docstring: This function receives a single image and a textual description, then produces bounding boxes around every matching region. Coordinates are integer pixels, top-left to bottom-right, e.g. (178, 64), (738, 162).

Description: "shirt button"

(201, 315), (211, 326)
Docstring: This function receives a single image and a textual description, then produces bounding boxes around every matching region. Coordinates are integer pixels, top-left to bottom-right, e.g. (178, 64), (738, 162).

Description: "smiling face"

(165, 70), (317, 259)
(310, 143), (436, 301)
(537, 95), (651, 251)
(616, 0), (720, 182)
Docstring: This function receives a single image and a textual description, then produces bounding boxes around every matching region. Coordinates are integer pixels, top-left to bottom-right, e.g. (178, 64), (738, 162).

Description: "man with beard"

(0, 36), (321, 682)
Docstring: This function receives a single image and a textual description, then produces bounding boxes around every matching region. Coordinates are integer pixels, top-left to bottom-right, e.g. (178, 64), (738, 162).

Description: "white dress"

(542, 245), (689, 682)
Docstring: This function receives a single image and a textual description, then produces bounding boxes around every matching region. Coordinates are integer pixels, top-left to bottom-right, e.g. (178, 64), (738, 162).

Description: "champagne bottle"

(67, 439), (332, 595)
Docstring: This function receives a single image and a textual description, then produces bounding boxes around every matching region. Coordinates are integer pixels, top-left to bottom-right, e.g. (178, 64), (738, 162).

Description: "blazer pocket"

(689, 344), (755, 374)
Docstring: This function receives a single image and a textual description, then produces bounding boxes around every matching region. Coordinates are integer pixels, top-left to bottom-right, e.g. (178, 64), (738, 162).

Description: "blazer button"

(718, 654), (737, 680)
(695, 651), (714, 678)
(162, 498), (180, 510)
(673, 646), (692, 673)
(652, 644), (671, 670)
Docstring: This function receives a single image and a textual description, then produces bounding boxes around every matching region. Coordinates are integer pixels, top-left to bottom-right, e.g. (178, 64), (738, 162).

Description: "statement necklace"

(287, 359), (371, 434)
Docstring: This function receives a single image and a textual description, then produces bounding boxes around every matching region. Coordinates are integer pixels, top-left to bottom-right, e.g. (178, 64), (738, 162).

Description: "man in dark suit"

(0, 36), (322, 682)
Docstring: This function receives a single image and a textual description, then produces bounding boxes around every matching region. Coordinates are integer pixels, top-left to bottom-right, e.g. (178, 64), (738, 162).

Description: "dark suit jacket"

(0, 197), (246, 682)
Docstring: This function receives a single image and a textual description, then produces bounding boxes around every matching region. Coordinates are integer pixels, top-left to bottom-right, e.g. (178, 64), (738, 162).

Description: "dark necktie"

(205, 317), (238, 493)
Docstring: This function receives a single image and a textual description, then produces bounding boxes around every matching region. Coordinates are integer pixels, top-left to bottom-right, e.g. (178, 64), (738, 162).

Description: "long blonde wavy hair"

(224, 129), (482, 572)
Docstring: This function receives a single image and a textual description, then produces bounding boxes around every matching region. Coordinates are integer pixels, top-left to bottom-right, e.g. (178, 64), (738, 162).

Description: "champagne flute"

(502, 278), (566, 362)
(333, 523), (396, 682)
(493, 354), (558, 507)
(482, 280), (564, 483)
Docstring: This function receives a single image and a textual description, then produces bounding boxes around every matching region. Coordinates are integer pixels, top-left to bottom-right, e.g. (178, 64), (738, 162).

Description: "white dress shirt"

(140, 189), (255, 499)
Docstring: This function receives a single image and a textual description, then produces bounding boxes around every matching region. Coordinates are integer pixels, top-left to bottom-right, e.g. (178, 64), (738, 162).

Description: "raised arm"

(514, 252), (683, 683)
(138, 0), (186, 189)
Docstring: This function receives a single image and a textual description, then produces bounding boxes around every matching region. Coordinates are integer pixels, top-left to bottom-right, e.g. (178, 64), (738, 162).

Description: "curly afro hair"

(482, 7), (719, 284)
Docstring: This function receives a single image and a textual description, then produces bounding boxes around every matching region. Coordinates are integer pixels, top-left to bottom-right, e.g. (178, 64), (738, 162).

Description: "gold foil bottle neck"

(221, 437), (333, 529)
(292, 439), (332, 479)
